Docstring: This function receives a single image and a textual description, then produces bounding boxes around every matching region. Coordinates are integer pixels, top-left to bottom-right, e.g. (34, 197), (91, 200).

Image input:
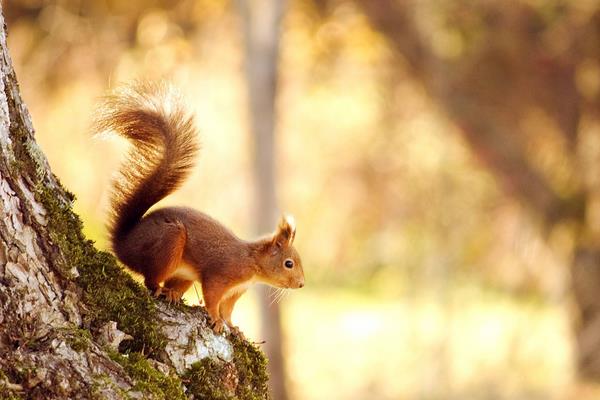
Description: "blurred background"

(5, 0), (600, 399)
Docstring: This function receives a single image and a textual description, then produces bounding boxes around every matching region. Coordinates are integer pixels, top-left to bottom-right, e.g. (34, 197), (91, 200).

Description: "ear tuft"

(273, 214), (296, 247)
(283, 214), (296, 240)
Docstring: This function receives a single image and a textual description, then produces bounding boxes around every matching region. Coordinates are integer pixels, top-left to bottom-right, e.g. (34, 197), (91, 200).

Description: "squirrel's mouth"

(289, 280), (304, 289)
(274, 278), (304, 290)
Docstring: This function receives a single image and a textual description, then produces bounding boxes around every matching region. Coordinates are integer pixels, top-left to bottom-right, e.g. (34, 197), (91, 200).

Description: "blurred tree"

(236, 0), (289, 399)
(345, 0), (600, 380)
(3, 0), (201, 88)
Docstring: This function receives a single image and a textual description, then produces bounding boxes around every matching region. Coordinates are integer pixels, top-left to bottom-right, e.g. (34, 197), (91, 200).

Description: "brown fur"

(96, 82), (304, 333)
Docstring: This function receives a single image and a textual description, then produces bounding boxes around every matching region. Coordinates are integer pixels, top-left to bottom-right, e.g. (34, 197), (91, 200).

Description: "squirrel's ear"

(273, 214), (296, 248)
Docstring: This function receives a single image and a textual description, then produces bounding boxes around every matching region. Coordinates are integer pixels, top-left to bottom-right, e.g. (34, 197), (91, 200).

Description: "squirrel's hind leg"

(140, 219), (187, 296)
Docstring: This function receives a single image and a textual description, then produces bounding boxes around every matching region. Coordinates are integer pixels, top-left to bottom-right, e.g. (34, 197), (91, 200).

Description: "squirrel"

(94, 81), (304, 334)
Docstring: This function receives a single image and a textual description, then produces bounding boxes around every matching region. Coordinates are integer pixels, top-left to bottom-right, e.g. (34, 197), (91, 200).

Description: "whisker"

(269, 288), (282, 306)
(277, 289), (287, 303)
(277, 289), (286, 303)
(193, 282), (203, 305)
(275, 288), (287, 304)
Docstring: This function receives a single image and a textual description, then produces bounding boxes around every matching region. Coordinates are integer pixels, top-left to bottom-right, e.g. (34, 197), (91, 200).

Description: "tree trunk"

(572, 246), (600, 380)
(236, 1), (289, 399)
(0, 5), (268, 399)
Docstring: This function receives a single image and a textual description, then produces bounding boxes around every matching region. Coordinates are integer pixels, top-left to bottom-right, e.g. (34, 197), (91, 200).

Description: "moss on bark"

(36, 184), (168, 355)
(108, 352), (186, 399)
(230, 336), (270, 399)
(0, 370), (24, 400)
(182, 336), (269, 400)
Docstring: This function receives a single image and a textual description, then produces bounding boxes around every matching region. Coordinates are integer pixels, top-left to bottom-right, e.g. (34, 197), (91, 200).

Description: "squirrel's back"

(93, 82), (200, 246)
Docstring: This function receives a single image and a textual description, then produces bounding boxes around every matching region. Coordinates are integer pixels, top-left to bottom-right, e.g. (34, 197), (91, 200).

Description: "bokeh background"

(5, 0), (600, 399)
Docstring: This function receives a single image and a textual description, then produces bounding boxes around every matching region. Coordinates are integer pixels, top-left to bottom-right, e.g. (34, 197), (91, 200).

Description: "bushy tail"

(94, 81), (199, 243)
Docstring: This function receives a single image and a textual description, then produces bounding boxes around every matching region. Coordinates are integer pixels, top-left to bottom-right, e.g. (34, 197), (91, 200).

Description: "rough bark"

(236, 1), (289, 400)
(0, 6), (268, 399)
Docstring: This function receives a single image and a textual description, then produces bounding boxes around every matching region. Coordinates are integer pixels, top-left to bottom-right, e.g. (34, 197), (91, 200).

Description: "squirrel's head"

(255, 215), (304, 289)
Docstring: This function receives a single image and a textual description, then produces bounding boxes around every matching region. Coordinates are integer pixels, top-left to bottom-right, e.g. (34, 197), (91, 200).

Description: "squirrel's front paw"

(162, 288), (183, 304)
(211, 319), (225, 334)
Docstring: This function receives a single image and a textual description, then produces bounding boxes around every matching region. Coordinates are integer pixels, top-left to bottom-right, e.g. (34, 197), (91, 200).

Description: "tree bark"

(0, 5), (268, 399)
(236, 1), (289, 399)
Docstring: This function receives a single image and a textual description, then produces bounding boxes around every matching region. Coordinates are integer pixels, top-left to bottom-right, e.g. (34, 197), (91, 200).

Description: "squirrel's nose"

(298, 281), (304, 288)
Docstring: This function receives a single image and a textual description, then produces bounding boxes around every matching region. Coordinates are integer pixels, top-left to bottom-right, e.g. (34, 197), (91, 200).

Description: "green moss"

(24, 140), (48, 180)
(63, 328), (93, 352)
(230, 335), (270, 400)
(90, 373), (128, 400)
(184, 337), (269, 400)
(0, 370), (23, 400)
(0, 390), (23, 400)
(76, 249), (167, 354)
(109, 352), (185, 400)
(184, 358), (235, 400)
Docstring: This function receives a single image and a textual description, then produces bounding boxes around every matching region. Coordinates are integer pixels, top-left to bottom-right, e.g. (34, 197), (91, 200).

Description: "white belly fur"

(223, 279), (255, 299)
(171, 263), (200, 281)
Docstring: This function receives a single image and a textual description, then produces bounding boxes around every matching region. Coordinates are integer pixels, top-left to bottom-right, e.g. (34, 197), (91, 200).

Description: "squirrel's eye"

(284, 259), (294, 269)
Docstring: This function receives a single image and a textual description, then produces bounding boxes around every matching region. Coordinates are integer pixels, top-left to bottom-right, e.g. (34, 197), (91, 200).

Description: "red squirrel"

(95, 81), (304, 333)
